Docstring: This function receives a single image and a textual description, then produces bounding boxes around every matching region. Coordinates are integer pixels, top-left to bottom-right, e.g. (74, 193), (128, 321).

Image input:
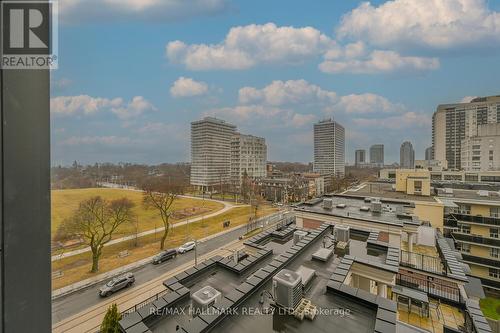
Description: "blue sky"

(51, 0), (500, 165)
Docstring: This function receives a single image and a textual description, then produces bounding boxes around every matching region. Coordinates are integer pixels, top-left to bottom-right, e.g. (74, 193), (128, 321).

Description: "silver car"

(177, 241), (196, 254)
(99, 272), (135, 297)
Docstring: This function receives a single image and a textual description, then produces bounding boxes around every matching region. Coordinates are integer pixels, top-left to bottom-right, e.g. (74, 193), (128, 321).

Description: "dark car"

(152, 249), (177, 265)
(99, 273), (135, 297)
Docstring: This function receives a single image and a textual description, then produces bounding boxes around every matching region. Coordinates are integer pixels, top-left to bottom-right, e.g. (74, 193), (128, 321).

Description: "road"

(51, 222), (250, 326)
(52, 194), (243, 261)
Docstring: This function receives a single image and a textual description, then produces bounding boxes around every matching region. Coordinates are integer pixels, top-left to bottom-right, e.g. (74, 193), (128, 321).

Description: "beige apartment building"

(230, 133), (267, 189)
(432, 95), (500, 170)
(462, 123), (500, 171)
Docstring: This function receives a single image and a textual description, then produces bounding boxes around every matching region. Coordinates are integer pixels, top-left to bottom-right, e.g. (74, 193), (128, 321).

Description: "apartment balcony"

(461, 253), (500, 268)
(451, 232), (500, 247)
(445, 213), (500, 227)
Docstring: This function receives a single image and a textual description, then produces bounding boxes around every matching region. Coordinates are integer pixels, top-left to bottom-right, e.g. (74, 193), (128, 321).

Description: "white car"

(177, 241), (196, 254)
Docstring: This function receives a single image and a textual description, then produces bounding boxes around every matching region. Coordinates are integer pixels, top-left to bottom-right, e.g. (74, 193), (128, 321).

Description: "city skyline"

(50, 0), (500, 165)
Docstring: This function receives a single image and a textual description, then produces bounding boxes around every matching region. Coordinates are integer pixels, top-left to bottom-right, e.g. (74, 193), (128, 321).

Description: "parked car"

(177, 241), (196, 254)
(152, 249), (177, 264)
(99, 273), (135, 297)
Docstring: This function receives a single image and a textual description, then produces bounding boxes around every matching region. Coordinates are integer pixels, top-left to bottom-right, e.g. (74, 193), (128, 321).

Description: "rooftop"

(295, 194), (419, 228)
(344, 182), (437, 202)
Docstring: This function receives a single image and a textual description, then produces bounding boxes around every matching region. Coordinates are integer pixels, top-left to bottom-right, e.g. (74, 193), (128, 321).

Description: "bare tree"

(57, 196), (135, 272)
(143, 187), (177, 250)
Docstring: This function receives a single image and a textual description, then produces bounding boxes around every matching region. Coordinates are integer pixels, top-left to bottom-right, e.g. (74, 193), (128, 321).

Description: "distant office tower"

(370, 144), (384, 167)
(432, 95), (500, 170)
(355, 149), (366, 167)
(313, 119), (345, 176)
(400, 141), (415, 169)
(231, 133), (267, 188)
(461, 123), (500, 171)
(190, 117), (236, 190)
(425, 146), (433, 161)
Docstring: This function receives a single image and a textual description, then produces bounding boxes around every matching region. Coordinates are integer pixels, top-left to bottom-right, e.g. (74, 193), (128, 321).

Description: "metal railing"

(451, 232), (500, 247)
(121, 288), (170, 317)
(445, 213), (500, 227)
(396, 273), (462, 304)
(400, 250), (445, 275)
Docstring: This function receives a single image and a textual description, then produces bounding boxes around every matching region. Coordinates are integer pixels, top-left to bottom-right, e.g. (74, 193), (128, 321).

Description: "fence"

(400, 250), (445, 275)
(396, 273), (462, 304)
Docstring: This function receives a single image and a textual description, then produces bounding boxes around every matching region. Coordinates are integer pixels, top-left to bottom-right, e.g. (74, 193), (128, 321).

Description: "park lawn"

(51, 188), (224, 239)
(52, 204), (278, 290)
(480, 297), (500, 320)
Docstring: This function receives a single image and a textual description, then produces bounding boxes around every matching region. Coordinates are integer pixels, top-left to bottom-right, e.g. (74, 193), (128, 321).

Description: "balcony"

(461, 253), (500, 268)
(451, 233), (500, 247)
(445, 213), (500, 227)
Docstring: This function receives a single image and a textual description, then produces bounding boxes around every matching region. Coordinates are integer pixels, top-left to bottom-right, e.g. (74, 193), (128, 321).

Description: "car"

(177, 241), (196, 254)
(152, 249), (177, 264)
(99, 273), (135, 297)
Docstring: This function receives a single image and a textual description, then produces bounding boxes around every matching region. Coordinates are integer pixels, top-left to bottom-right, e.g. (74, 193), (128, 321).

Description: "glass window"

(489, 268), (499, 279)
(490, 228), (499, 238)
(490, 207), (500, 218)
(490, 248), (499, 258)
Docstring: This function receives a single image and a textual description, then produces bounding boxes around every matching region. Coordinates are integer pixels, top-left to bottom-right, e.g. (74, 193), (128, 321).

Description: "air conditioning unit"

(293, 230), (308, 245)
(334, 225), (350, 243)
(336, 203), (346, 209)
(273, 269), (302, 310)
(371, 198), (382, 213)
(360, 206), (370, 212)
(323, 199), (333, 209)
(191, 286), (222, 315)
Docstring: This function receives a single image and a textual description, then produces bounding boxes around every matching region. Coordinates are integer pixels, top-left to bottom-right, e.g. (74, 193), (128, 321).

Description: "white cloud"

(238, 80), (337, 105)
(336, 0), (500, 50)
(460, 96), (478, 103)
(51, 95), (156, 119)
(59, 0), (229, 24)
(334, 93), (405, 114)
(319, 50), (439, 74)
(60, 136), (132, 146)
(352, 111), (431, 129)
(166, 23), (335, 70)
(170, 77), (208, 97)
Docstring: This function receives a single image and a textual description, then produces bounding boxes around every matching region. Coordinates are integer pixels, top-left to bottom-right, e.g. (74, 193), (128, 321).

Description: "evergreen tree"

(100, 303), (121, 333)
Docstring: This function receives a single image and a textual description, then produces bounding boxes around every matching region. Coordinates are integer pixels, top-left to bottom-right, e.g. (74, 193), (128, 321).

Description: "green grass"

(51, 188), (224, 239)
(480, 297), (500, 320)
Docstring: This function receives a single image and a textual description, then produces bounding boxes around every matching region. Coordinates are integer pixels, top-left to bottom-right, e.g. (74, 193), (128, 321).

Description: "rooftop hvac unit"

(360, 206), (370, 212)
(443, 188), (453, 195)
(334, 225), (350, 243)
(293, 230), (308, 245)
(191, 286), (222, 314)
(273, 269), (303, 310)
(364, 197), (372, 203)
(371, 198), (382, 213)
(323, 199), (333, 209)
(336, 203), (346, 209)
(477, 190), (489, 197)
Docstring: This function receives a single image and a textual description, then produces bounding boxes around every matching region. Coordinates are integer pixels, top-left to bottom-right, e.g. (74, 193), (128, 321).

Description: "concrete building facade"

(432, 95), (500, 170)
(230, 133), (267, 188)
(400, 141), (415, 169)
(370, 144), (384, 167)
(190, 117), (237, 189)
(461, 123), (500, 171)
(313, 119), (345, 176)
(354, 149), (366, 167)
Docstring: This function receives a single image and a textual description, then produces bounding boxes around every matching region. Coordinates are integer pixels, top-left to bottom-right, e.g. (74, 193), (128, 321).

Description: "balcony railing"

(445, 213), (500, 227)
(452, 233), (500, 247)
(461, 254), (500, 268)
(396, 273), (462, 304)
(400, 250), (445, 275)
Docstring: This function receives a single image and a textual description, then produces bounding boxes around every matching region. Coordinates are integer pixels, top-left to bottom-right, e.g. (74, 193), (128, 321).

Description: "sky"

(51, 0), (500, 166)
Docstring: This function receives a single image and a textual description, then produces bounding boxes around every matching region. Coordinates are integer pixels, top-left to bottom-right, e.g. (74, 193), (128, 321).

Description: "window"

(457, 204), (471, 214)
(457, 242), (470, 253)
(490, 228), (499, 239)
(490, 207), (500, 218)
(490, 248), (499, 258)
(458, 223), (471, 234)
(489, 268), (499, 279)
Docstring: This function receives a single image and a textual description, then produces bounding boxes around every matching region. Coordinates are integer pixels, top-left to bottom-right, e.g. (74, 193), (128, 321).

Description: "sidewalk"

(52, 198), (244, 261)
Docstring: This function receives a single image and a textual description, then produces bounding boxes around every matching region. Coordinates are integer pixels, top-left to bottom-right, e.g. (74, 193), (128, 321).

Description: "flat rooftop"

(150, 232), (379, 333)
(344, 183), (436, 202)
(436, 187), (500, 204)
(295, 194), (418, 227)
